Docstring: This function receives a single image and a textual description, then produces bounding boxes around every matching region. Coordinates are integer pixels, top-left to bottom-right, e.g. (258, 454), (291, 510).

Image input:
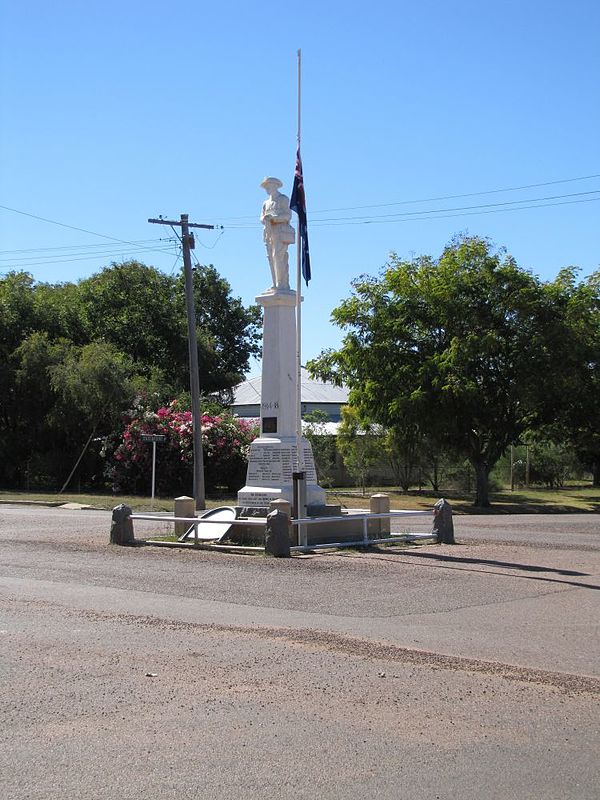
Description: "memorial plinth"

(237, 288), (326, 510)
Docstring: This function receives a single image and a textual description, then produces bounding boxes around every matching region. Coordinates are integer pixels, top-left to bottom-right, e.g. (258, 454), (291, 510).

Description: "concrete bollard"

(110, 504), (135, 545)
(370, 493), (390, 538)
(174, 495), (196, 537)
(270, 498), (295, 546)
(265, 508), (291, 557)
(432, 498), (455, 544)
(269, 498), (292, 518)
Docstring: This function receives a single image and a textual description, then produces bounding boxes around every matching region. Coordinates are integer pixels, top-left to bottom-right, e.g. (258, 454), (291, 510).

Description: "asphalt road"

(1, 504), (598, 799)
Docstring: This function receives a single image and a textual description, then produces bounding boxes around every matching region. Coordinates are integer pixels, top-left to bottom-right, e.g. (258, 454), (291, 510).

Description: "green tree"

(303, 410), (338, 487)
(49, 341), (136, 428)
(0, 273), (37, 432)
(309, 236), (574, 507)
(3, 332), (67, 486)
(526, 440), (577, 489)
(541, 268), (600, 486)
(383, 420), (422, 493)
(47, 341), (138, 490)
(0, 273), (50, 485)
(419, 436), (458, 493)
(183, 264), (262, 399)
(0, 260), (262, 490)
(336, 406), (380, 494)
(77, 260), (261, 397)
(78, 261), (185, 388)
(33, 280), (88, 344)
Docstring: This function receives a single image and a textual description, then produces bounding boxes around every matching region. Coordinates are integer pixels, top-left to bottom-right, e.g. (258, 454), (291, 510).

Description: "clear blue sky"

(1, 0), (598, 372)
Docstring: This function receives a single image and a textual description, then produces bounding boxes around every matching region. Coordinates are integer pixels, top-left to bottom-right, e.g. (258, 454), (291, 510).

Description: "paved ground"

(1, 505), (598, 799)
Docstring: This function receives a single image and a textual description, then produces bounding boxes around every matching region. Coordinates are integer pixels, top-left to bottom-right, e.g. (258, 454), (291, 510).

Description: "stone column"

(257, 289), (298, 438)
(174, 495), (196, 537)
(237, 288), (325, 511)
(370, 493), (391, 538)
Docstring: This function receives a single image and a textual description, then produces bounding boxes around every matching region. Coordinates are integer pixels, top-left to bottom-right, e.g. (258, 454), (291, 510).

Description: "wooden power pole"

(148, 214), (215, 510)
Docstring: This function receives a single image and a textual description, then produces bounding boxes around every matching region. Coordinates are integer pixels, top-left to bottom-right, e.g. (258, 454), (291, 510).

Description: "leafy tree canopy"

(0, 260), (261, 489)
(537, 266), (600, 485)
(77, 261), (185, 388)
(336, 406), (381, 495)
(76, 260), (261, 395)
(184, 264), (262, 399)
(308, 236), (597, 506)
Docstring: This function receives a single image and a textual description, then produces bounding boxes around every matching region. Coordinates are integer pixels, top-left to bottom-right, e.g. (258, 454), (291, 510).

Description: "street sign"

(140, 434), (166, 506)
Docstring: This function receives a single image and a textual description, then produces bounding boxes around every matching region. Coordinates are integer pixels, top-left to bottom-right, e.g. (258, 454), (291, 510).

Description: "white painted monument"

(237, 177), (326, 510)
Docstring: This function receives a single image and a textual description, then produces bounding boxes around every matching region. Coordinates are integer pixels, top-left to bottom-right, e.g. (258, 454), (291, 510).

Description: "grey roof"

(232, 367), (349, 406)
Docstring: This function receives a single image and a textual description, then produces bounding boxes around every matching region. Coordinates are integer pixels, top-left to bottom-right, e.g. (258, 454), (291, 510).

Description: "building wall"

(232, 402), (343, 422)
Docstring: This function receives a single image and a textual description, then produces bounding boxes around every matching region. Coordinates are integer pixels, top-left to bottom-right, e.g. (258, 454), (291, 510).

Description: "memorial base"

(238, 435), (326, 510)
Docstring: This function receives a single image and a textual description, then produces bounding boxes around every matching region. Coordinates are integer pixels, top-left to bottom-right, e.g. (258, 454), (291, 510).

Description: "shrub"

(103, 398), (258, 496)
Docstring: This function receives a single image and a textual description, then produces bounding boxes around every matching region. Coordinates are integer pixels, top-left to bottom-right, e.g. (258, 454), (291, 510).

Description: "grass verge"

(325, 484), (600, 514)
(0, 484), (598, 514)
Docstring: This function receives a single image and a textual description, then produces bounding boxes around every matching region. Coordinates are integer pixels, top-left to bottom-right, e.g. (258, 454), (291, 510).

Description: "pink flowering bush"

(103, 397), (258, 495)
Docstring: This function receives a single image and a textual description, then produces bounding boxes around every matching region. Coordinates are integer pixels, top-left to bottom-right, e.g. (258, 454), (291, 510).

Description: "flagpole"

(295, 48), (304, 478)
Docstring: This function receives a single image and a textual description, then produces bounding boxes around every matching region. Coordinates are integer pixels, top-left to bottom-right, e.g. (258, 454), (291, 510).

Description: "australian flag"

(290, 148), (311, 285)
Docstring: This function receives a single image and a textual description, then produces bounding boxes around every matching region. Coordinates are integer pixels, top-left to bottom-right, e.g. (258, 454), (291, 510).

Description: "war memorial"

(111, 177), (447, 552)
(237, 176), (325, 513)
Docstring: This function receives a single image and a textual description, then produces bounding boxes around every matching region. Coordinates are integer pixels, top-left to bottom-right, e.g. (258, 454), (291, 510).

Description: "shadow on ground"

(363, 547), (600, 592)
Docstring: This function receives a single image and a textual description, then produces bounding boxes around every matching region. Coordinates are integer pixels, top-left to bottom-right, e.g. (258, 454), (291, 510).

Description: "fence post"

(362, 515), (369, 547)
(269, 499), (293, 549)
(174, 495), (196, 537)
(370, 493), (390, 538)
(269, 498), (292, 518)
(432, 498), (455, 544)
(110, 504), (135, 546)
(265, 508), (291, 557)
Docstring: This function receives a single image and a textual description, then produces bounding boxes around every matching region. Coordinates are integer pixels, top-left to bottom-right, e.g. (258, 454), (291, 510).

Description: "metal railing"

(130, 513), (264, 548)
(289, 509), (434, 551)
(130, 508), (435, 552)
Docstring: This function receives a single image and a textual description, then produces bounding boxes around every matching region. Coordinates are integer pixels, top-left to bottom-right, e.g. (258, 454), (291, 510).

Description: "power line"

(219, 189), (600, 229)
(309, 189), (600, 224)
(0, 242), (179, 266)
(0, 204), (180, 257)
(0, 238), (174, 256)
(1, 245), (181, 269)
(168, 249), (183, 276)
(205, 172), (600, 221)
(196, 228), (225, 250)
(309, 195), (600, 226)
(165, 224), (202, 268)
(166, 220), (225, 256)
(167, 221), (202, 269)
(3, 170), (598, 250)
(309, 173), (600, 215)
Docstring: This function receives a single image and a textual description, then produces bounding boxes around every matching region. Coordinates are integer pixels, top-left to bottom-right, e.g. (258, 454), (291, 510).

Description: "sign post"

(141, 434), (166, 508)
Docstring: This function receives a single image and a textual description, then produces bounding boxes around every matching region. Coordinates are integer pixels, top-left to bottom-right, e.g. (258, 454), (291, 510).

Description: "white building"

(231, 366), (348, 427)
